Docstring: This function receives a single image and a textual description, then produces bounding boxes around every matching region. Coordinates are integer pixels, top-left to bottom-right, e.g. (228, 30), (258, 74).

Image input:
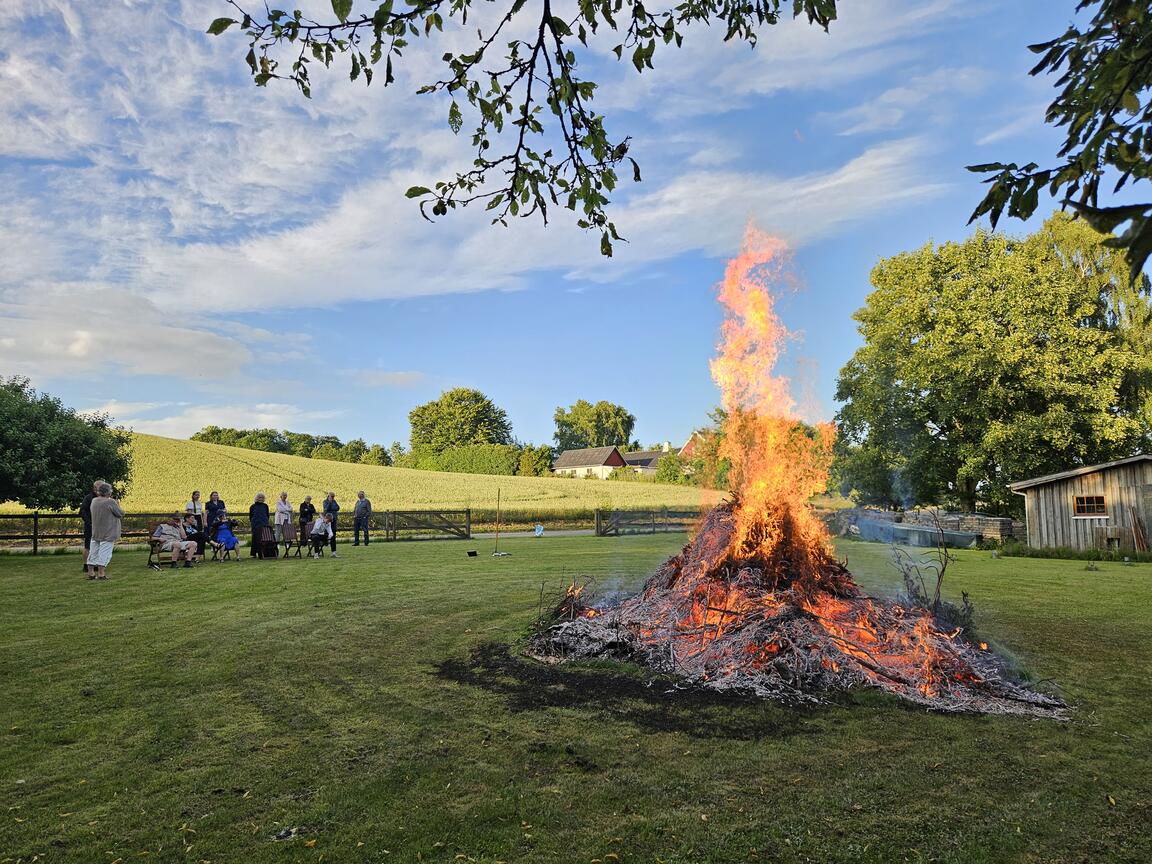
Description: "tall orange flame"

(709, 225), (835, 582)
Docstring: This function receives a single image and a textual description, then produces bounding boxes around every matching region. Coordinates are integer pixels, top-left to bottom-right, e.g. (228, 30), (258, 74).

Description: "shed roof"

(552, 446), (623, 469)
(622, 449), (665, 467)
(1008, 454), (1152, 492)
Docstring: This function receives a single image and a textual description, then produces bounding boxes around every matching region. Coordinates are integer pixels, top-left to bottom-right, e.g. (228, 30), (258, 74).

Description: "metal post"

(32, 512), (39, 555)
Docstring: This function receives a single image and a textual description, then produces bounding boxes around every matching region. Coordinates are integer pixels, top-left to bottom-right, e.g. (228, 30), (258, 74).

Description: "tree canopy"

(0, 378), (133, 510)
(408, 387), (513, 451)
(209, 0), (838, 255)
(970, 0), (1152, 281)
(553, 399), (636, 451)
(834, 212), (1152, 515)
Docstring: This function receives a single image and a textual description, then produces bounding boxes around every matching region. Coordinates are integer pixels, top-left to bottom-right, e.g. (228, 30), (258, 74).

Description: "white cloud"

(97, 401), (343, 438)
(0, 0), (959, 412)
(825, 67), (988, 135)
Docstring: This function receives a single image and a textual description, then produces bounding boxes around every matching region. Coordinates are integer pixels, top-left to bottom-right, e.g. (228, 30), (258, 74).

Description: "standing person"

(274, 492), (293, 542)
(249, 493), (271, 558)
(322, 492), (340, 558)
(205, 491), (226, 531)
(352, 490), (372, 546)
(79, 480), (101, 574)
(299, 495), (317, 535)
(86, 482), (123, 580)
(185, 490), (205, 531)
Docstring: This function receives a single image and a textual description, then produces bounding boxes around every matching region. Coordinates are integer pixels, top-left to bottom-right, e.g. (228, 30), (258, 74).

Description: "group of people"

(78, 483), (376, 578)
(234, 489), (374, 559)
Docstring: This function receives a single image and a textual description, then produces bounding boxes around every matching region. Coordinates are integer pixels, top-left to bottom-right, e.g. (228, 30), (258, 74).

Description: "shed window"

(1073, 495), (1107, 516)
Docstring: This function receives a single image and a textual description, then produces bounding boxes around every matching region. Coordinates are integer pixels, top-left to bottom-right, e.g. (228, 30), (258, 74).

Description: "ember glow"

(534, 227), (1065, 717)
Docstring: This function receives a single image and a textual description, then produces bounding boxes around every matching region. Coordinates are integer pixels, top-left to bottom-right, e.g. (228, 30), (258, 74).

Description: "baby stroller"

(211, 518), (241, 561)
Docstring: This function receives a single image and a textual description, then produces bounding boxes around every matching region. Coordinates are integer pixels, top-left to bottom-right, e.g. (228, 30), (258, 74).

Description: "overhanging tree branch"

(209, 0), (839, 256)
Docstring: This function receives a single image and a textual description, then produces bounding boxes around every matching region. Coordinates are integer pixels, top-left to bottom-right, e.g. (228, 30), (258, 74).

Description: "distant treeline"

(190, 426), (392, 465)
(189, 426), (555, 477)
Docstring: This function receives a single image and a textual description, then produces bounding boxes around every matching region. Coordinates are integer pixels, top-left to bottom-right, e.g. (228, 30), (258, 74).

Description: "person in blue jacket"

(322, 492), (340, 557)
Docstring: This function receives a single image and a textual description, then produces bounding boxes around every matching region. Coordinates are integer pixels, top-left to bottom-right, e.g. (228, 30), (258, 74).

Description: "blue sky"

(0, 0), (1077, 449)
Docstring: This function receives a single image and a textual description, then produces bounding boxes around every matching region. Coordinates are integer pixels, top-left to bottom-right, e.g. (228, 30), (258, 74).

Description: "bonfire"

(532, 227), (1066, 719)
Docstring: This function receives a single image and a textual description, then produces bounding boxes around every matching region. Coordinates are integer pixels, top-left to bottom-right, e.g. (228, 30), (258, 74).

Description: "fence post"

(651, 510), (656, 535)
(465, 509), (471, 539)
(595, 510), (601, 536)
(32, 512), (39, 555)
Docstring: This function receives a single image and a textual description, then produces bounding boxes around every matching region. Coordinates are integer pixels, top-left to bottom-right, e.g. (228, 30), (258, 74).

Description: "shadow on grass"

(434, 642), (819, 741)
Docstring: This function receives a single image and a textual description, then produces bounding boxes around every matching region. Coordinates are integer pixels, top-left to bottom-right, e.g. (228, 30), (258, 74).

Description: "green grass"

(0, 434), (719, 517)
(1, 536), (1150, 863)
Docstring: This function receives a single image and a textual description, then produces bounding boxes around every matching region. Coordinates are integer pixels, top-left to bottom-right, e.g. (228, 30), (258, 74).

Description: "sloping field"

(0, 434), (719, 514)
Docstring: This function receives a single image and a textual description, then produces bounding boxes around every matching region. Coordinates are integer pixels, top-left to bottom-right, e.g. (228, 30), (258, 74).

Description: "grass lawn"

(1, 535), (1150, 863)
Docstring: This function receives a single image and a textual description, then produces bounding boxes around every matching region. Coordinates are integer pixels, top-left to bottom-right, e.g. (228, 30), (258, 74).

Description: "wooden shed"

(1008, 455), (1152, 551)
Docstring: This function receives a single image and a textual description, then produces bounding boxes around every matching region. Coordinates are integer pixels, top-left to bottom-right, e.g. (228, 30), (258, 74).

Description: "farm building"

(1008, 455), (1152, 552)
(622, 445), (673, 475)
(552, 446), (627, 479)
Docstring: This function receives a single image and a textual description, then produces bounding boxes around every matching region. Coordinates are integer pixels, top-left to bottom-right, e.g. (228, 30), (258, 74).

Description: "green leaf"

(206, 17), (237, 35)
(331, 0), (354, 23)
(628, 157), (641, 183)
(600, 231), (613, 257)
(405, 186), (432, 198)
(449, 101), (463, 134)
(1122, 91), (1140, 115)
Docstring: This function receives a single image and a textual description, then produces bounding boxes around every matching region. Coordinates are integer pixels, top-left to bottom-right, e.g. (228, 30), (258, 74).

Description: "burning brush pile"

(530, 227), (1066, 719)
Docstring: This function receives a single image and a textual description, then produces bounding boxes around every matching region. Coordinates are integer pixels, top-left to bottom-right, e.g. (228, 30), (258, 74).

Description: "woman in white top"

(184, 490), (204, 531)
(274, 491), (293, 541)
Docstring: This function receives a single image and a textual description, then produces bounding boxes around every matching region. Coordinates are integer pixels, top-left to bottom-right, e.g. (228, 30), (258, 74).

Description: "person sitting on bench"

(309, 513), (334, 558)
(211, 515), (241, 559)
(153, 515), (197, 567)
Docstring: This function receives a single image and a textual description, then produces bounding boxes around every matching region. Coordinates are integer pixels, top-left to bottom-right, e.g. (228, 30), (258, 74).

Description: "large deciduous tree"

(553, 399), (636, 451)
(0, 378), (133, 510)
(834, 213), (1152, 515)
(970, 0), (1152, 281)
(209, 0), (838, 256)
(409, 387), (513, 452)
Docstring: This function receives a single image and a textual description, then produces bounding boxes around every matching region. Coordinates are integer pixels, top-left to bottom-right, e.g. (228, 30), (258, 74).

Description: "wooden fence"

(0, 509), (471, 553)
(595, 509), (700, 536)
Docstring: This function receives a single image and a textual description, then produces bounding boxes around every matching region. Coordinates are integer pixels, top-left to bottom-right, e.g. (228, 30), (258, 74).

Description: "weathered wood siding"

(1022, 463), (1152, 550)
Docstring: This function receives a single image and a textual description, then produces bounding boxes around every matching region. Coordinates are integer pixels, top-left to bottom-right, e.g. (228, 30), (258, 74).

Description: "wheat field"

(1, 434), (720, 515)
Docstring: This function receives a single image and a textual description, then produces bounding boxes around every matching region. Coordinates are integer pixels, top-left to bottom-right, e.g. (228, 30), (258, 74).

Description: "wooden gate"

(385, 510), (471, 541)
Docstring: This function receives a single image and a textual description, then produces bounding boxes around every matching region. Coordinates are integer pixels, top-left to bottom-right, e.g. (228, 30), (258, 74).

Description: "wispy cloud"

(94, 401), (344, 438)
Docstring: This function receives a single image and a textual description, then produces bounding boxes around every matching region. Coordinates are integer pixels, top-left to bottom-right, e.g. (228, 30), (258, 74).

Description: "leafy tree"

(835, 212), (1152, 515)
(685, 408), (730, 491)
(0, 378), (133, 510)
(553, 399), (636, 451)
(409, 387), (513, 452)
(311, 442), (345, 461)
(208, 0), (838, 256)
(361, 443), (393, 465)
(654, 451), (687, 484)
(341, 437), (369, 463)
(970, 0), (1152, 281)
(388, 440), (408, 465)
(517, 444), (554, 476)
(235, 428), (289, 453)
